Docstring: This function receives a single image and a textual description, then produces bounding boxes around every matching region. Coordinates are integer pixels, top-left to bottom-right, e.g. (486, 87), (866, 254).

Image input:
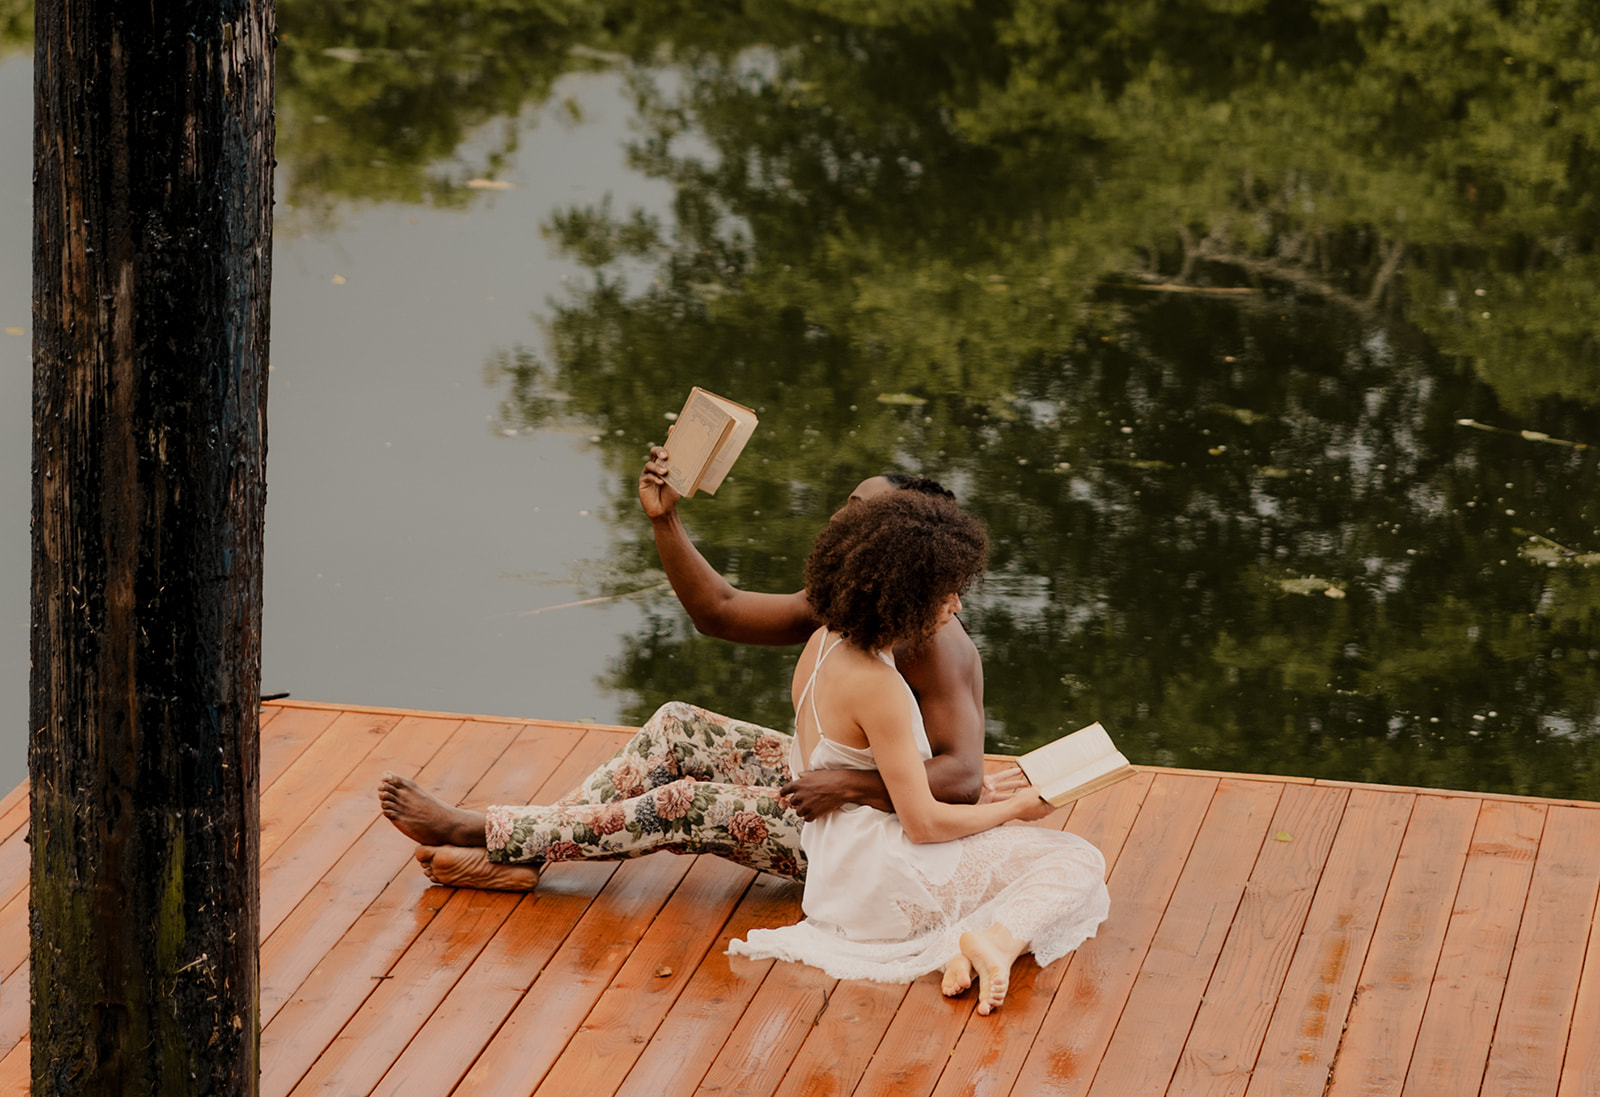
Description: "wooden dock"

(1, 699), (1598, 1096)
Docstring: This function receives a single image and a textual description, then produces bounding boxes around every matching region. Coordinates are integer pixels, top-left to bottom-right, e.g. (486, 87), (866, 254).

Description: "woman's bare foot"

(415, 845), (540, 891)
(959, 925), (1029, 1016)
(941, 954), (974, 998)
(378, 772), (487, 847)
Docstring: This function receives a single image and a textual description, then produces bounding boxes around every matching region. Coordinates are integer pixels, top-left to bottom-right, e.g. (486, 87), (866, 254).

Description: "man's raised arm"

(639, 445), (817, 646)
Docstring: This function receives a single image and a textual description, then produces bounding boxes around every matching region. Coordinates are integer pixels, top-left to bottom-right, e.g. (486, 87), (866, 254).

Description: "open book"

(664, 387), (760, 498)
(1016, 721), (1135, 807)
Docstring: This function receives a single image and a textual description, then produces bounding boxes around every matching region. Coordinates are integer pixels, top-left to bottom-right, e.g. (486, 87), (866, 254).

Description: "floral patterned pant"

(484, 702), (806, 880)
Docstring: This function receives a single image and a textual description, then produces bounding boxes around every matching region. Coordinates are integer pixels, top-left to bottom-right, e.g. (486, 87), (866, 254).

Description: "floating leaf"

(1207, 403), (1274, 426)
(331, 274), (346, 285)
(1277, 577), (1345, 599)
(1131, 283), (1259, 296)
(1518, 534), (1600, 569)
(1521, 541), (1566, 568)
(1457, 417), (1587, 449)
(3, 327), (23, 336)
(466, 178), (514, 190)
(876, 393), (928, 406)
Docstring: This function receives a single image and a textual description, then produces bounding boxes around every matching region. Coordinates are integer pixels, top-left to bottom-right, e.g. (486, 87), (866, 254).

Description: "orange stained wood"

(0, 698), (1596, 1097)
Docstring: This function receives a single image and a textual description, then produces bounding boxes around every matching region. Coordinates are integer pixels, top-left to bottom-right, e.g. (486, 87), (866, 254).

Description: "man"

(378, 445), (1019, 889)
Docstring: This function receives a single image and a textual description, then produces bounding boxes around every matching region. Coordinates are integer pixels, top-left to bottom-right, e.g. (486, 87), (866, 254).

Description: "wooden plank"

(446, 852), (698, 1097)
(613, 874), (806, 1097)
(1558, 847), (1600, 1097)
(999, 773), (1224, 1096)
(689, 948), (837, 1097)
(260, 811), (432, 1029)
(1244, 789), (1414, 1097)
(1156, 767), (1317, 786)
(259, 719), (578, 1029)
(1324, 795), (1482, 1097)
(287, 887), (523, 1097)
(855, 975), (983, 1097)
(1169, 784), (1351, 1097)
(259, 709), (410, 865)
(533, 856), (760, 1097)
(459, 724), (630, 811)
(1400, 800), (1544, 1097)
(0, 960), (26, 1059)
(1313, 778), (1600, 813)
(261, 699), (635, 736)
(773, 980), (911, 1097)
(0, 891), (25, 987)
(362, 728), (689, 1097)
(910, 771), (1157, 1097)
(0, 773), (33, 912)
(260, 715), (476, 940)
(361, 722), (634, 1095)
(259, 867), (450, 1097)
(0, 827), (27, 918)
(366, 864), (620, 1097)
(0, 780), (26, 824)
(1079, 779), (1285, 1097)
(1484, 805), (1600, 1097)
(0, 1036), (26, 1095)
(0, 795), (26, 847)
(260, 705), (346, 791)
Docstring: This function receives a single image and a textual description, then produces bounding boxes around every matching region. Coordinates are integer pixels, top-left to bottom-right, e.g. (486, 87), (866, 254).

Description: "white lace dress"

(728, 636), (1111, 984)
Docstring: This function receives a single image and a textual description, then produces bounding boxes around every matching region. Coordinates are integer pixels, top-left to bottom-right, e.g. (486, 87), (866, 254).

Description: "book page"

(1040, 752), (1129, 804)
(1016, 721), (1117, 786)
(696, 394), (759, 494)
(664, 388), (735, 497)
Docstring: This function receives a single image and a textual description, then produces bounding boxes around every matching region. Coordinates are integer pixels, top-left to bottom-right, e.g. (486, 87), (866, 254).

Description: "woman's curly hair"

(804, 491), (988, 651)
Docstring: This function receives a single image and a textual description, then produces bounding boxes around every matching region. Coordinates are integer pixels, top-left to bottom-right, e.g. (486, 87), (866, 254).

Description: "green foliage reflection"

(479, 1), (1600, 799)
(273, 0), (612, 218)
(0, 0), (29, 57)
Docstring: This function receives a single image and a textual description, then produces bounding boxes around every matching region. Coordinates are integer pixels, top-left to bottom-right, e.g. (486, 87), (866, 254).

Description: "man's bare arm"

(783, 755), (980, 819)
(640, 445), (817, 646)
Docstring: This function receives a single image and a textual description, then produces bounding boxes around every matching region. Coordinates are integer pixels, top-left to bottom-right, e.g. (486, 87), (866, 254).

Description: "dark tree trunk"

(29, 0), (274, 1090)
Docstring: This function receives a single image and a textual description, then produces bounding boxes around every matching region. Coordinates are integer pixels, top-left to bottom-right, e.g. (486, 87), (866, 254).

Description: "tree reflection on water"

(18, 0), (1600, 796)
(484, 1), (1599, 798)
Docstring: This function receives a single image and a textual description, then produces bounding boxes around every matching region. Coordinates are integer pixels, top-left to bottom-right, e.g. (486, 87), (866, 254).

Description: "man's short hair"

(882, 473), (956, 500)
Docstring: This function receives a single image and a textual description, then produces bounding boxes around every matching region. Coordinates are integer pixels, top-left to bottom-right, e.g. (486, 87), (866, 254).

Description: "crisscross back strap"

(795, 630), (848, 742)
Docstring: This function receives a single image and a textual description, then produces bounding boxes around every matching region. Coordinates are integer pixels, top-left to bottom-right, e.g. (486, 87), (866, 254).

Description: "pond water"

(2, 2), (1598, 800)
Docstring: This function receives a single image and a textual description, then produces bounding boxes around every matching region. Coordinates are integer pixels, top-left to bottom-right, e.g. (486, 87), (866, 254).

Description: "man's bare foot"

(941, 954), (974, 998)
(959, 925), (1028, 1016)
(378, 772), (487, 847)
(415, 845), (540, 891)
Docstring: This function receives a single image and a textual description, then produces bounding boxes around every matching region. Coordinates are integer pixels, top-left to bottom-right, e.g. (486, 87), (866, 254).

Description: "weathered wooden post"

(29, 0), (274, 1089)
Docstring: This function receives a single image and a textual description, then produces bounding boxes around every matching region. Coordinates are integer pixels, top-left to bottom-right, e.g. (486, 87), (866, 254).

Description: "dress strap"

(796, 630), (848, 742)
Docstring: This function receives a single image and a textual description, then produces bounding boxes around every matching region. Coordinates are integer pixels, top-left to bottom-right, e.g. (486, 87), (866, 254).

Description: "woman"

(729, 491), (1110, 1015)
